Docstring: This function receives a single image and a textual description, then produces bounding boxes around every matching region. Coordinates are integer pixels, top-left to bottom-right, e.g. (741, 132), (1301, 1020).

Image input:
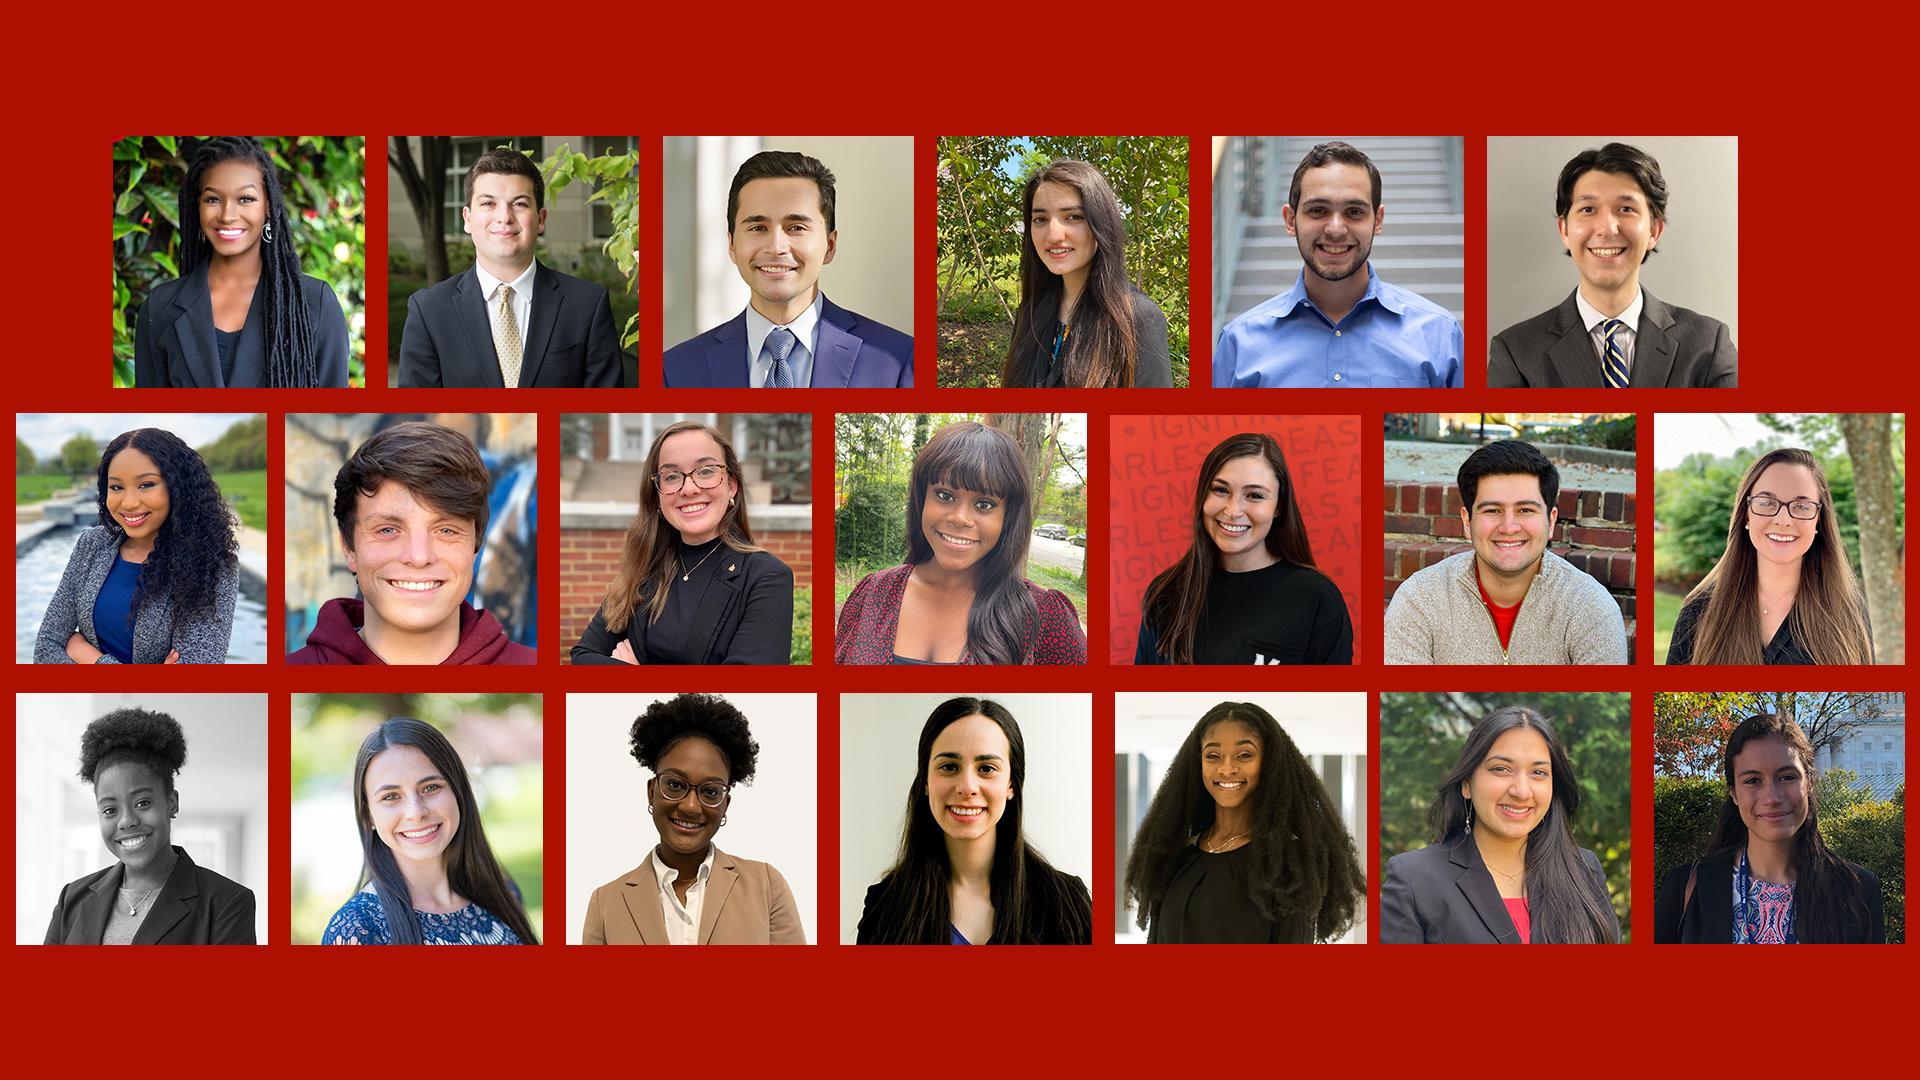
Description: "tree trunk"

(388, 136), (452, 283)
(1838, 413), (1903, 663)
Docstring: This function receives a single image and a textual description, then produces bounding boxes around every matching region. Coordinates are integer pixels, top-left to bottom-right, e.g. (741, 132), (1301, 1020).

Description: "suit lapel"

(812, 306), (862, 389)
(226, 273), (269, 387)
(619, 861), (669, 944)
(517, 262), (561, 387)
(78, 532), (117, 647)
(131, 587), (174, 664)
(1700, 855), (1735, 941)
(699, 851), (739, 945)
(707, 316), (752, 388)
(1544, 293), (1603, 388)
(72, 866), (121, 944)
(175, 264), (223, 388)
(685, 554), (745, 664)
(132, 848), (199, 945)
(1631, 289), (1679, 388)
(1449, 834), (1521, 943)
(454, 270), (506, 388)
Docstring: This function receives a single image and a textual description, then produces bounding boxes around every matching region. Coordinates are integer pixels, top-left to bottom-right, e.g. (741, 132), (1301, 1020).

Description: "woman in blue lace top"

(321, 717), (539, 945)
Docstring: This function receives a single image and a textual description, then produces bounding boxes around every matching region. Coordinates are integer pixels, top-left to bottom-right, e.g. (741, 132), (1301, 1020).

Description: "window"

(443, 136), (547, 218)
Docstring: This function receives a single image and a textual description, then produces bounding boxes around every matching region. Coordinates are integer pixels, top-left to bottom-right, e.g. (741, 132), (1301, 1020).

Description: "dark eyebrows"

(108, 472), (163, 482)
(202, 183), (262, 195)
(1302, 197), (1371, 210)
(934, 751), (1005, 763)
(1486, 754), (1549, 767)
(98, 785), (157, 803)
(373, 773), (446, 793)
(1032, 203), (1084, 214)
(1475, 497), (1545, 511)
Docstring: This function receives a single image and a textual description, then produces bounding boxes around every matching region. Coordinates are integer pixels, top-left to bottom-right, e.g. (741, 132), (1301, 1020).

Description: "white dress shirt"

(1575, 287), (1643, 378)
(744, 292), (823, 388)
(475, 260), (537, 358)
(649, 846), (716, 946)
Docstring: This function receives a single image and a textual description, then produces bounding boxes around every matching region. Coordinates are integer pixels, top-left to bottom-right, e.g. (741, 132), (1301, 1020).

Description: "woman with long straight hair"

(322, 717), (539, 945)
(1123, 701), (1364, 942)
(133, 136), (349, 388)
(1654, 713), (1883, 943)
(1135, 432), (1351, 664)
(1382, 706), (1619, 943)
(1666, 447), (1872, 665)
(835, 421), (1085, 665)
(856, 698), (1091, 944)
(1002, 159), (1171, 389)
(572, 420), (794, 665)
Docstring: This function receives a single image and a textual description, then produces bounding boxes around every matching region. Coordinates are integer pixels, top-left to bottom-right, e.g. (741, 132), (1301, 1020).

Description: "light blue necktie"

(1599, 318), (1630, 388)
(763, 327), (797, 389)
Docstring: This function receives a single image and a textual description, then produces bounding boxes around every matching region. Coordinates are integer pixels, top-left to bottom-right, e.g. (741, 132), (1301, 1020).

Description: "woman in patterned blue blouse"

(322, 717), (539, 945)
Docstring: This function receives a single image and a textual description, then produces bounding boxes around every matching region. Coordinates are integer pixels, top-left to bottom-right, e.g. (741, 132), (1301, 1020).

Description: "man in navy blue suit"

(662, 150), (913, 388)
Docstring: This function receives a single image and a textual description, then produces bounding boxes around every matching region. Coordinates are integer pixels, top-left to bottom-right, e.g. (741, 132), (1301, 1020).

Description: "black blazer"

(133, 262), (349, 387)
(855, 866), (1093, 944)
(44, 846), (256, 945)
(1653, 849), (1884, 943)
(571, 548), (793, 665)
(1381, 831), (1617, 943)
(1013, 287), (1173, 388)
(398, 262), (626, 388)
(1488, 288), (1737, 388)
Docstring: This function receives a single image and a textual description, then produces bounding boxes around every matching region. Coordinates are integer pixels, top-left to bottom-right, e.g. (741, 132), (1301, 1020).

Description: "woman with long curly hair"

(571, 420), (793, 664)
(1124, 701), (1363, 942)
(1382, 706), (1619, 944)
(133, 135), (349, 387)
(35, 428), (238, 664)
(1666, 447), (1873, 665)
(1002, 159), (1171, 388)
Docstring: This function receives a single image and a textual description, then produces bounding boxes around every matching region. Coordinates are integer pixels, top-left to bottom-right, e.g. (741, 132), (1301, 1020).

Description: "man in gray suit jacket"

(1489, 143), (1736, 388)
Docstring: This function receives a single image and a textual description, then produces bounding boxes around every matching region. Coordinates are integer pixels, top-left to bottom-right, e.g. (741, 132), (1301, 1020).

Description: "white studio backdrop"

(565, 693), (818, 945)
(839, 692), (1092, 944)
(15, 693), (270, 945)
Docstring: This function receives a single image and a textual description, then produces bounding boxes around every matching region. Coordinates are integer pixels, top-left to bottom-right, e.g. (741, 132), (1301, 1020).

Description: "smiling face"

(344, 479), (476, 641)
(927, 714), (1013, 843)
(920, 475), (1005, 575)
(1743, 460), (1821, 569)
(649, 736), (731, 859)
(1029, 180), (1097, 282)
(1730, 735), (1809, 847)
(1203, 454), (1280, 572)
(1283, 162), (1381, 283)
(729, 176), (836, 319)
(1558, 169), (1664, 297)
(105, 446), (171, 545)
(95, 759), (176, 875)
(198, 158), (269, 260)
(364, 743), (461, 868)
(1462, 472), (1556, 581)
(1200, 718), (1262, 812)
(1464, 726), (1553, 842)
(463, 171), (544, 273)
(654, 429), (738, 546)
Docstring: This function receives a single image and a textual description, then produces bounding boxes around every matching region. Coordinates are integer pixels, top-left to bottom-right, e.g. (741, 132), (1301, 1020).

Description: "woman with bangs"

(1665, 447), (1873, 665)
(1002, 159), (1171, 389)
(1382, 706), (1619, 944)
(835, 421), (1085, 665)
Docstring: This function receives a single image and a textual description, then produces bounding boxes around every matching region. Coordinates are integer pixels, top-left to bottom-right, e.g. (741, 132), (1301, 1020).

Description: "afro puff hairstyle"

(628, 694), (759, 786)
(78, 708), (188, 793)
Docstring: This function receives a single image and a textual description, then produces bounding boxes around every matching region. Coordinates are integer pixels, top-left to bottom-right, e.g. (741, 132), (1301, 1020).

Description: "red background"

(7, 5), (1915, 1072)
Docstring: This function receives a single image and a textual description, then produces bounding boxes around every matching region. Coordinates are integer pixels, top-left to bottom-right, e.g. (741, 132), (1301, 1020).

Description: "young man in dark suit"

(398, 148), (625, 388)
(663, 150), (912, 388)
(1489, 143), (1737, 388)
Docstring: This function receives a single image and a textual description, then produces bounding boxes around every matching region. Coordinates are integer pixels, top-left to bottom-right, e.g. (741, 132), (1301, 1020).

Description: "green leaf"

(114, 355), (135, 388)
(155, 135), (178, 156)
(150, 250), (178, 277)
(112, 219), (147, 239)
(142, 186), (179, 228)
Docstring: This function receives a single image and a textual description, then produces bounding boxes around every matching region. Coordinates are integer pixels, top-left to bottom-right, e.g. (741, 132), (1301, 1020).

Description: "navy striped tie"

(1599, 318), (1630, 388)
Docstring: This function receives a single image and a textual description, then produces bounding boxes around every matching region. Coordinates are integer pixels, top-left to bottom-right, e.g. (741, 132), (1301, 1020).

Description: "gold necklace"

(118, 885), (159, 916)
(1202, 830), (1251, 853)
(680, 542), (723, 582)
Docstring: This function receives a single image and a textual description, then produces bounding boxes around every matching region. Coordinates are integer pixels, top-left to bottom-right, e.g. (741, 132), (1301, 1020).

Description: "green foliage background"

(1380, 692), (1632, 938)
(112, 136), (367, 387)
(936, 136), (1189, 387)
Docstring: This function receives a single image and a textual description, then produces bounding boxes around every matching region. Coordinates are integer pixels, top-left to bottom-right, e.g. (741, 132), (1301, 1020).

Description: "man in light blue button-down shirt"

(1214, 142), (1463, 388)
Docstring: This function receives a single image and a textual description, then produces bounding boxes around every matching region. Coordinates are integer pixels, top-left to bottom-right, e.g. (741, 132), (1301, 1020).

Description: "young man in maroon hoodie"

(289, 421), (535, 665)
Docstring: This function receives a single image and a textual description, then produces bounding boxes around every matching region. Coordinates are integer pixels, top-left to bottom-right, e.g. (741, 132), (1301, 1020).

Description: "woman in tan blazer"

(582, 694), (807, 945)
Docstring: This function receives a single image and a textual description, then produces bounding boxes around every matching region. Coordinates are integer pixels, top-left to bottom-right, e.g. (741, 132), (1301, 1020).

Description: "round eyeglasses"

(656, 776), (729, 808)
(654, 464), (728, 495)
(1746, 495), (1821, 520)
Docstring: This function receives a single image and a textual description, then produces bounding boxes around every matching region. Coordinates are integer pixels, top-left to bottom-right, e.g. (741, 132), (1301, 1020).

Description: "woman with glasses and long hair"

(1123, 701), (1364, 943)
(1666, 447), (1873, 665)
(836, 421), (1085, 665)
(1654, 713), (1883, 942)
(582, 694), (806, 945)
(322, 718), (539, 945)
(1382, 706), (1619, 944)
(1001, 159), (1171, 389)
(1135, 432), (1352, 664)
(857, 697), (1091, 944)
(133, 136), (349, 388)
(572, 421), (794, 665)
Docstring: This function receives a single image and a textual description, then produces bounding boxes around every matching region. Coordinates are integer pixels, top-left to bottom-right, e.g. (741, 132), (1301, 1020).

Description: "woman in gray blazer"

(34, 429), (237, 664)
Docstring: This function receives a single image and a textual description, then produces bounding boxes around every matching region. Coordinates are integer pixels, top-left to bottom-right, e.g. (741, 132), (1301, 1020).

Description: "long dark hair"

(1003, 159), (1139, 388)
(1705, 713), (1873, 942)
(178, 136), (319, 387)
(1681, 448), (1871, 664)
(95, 428), (237, 627)
(1139, 433), (1320, 663)
(863, 698), (1089, 944)
(1428, 706), (1618, 944)
(350, 717), (539, 945)
(1123, 702), (1364, 939)
(906, 422), (1037, 664)
(602, 421), (762, 633)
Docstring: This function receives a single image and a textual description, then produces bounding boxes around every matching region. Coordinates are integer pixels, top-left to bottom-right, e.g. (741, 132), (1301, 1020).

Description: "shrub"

(1652, 776), (1726, 887)
(1825, 800), (1906, 944)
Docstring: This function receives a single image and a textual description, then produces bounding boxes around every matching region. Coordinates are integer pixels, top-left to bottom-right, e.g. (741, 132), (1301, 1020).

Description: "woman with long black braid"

(133, 136), (349, 387)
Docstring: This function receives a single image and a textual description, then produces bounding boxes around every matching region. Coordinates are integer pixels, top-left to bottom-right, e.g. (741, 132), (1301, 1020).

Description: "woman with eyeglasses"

(1665, 448), (1874, 665)
(582, 694), (807, 944)
(572, 421), (795, 665)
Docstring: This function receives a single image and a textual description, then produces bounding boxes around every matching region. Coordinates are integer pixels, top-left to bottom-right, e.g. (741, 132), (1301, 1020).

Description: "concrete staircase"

(1221, 136), (1464, 331)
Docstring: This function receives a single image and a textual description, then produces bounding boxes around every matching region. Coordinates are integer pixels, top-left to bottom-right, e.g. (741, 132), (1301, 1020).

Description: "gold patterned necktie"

(496, 283), (523, 387)
(1599, 317), (1629, 389)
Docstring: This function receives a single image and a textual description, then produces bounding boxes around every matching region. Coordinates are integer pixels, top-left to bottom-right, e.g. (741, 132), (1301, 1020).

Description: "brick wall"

(1382, 482), (1637, 660)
